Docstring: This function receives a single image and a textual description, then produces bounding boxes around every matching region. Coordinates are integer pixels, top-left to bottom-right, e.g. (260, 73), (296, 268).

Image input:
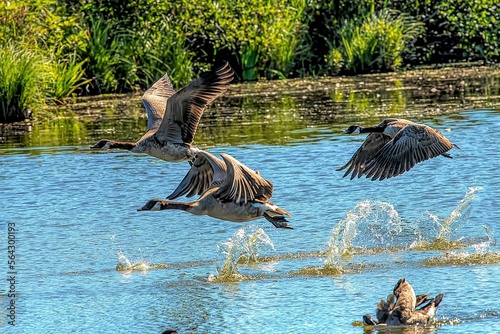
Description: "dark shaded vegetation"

(1, 0), (499, 122)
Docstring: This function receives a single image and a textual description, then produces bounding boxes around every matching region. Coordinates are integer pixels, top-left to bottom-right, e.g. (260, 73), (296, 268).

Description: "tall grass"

(0, 42), (47, 123)
(132, 18), (194, 89)
(49, 52), (92, 102)
(77, 15), (138, 93)
(267, 0), (308, 78)
(330, 9), (423, 73)
(241, 46), (260, 81)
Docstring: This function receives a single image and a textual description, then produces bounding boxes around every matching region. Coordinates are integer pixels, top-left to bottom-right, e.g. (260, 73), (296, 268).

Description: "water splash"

(295, 200), (402, 276)
(209, 226), (274, 282)
(411, 186), (484, 251)
(116, 251), (149, 271)
(115, 251), (168, 272)
(436, 186), (482, 241)
(475, 225), (497, 253)
(325, 200), (402, 267)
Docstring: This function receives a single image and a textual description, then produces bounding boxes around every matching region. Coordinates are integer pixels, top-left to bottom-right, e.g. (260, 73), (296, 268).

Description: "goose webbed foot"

(263, 213), (293, 229)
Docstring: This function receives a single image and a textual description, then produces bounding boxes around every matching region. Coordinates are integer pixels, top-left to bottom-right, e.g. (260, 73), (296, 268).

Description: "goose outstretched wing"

(155, 62), (234, 144)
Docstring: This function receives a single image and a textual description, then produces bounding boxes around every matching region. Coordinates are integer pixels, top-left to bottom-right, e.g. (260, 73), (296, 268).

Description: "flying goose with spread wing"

(138, 150), (293, 229)
(363, 278), (444, 327)
(338, 118), (460, 181)
(91, 62), (234, 162)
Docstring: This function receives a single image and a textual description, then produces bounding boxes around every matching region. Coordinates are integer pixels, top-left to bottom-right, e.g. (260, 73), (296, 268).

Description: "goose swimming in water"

(363, 278), (444, 327)
(91, 62), (234, 162)
(138, 151), (293, 229)
(338, 118), (460, 181)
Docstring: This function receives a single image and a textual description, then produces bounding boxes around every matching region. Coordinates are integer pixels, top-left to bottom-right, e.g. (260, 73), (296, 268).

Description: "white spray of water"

(116, 251), (150, 271)
(436, 186), (483, 241)
(211, 226), (274, 281)
(325, 200), (402, 267)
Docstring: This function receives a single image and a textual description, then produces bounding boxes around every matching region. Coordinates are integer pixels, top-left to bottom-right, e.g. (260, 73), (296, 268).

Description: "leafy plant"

(388, 0), (500, 63)
(48, 53), (92, 102)
(266, 0), (308, 79)
(333, 9), (423, 73)
(77, 15), (137, 93)
(131, 18), (194, 89)
(0, 42), (48, 123)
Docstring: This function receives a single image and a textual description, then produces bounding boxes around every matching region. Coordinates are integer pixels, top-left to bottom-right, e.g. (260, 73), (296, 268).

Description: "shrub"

(48, 52), (92, 102)
(130, 18), (194, 89)
(0, 42), (48, 123)
(388, 0), (500, 64)
(330, 9), (423, 73)
(173, 0), (308, 80)
(75, 15), (143, 94)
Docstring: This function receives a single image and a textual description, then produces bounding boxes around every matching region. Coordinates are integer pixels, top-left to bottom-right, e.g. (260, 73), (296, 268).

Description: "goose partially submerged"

(338, 118), (460, 181)
(363, 278), (444, 327)
(91, 62), (234, 162)
(138, 151), (293, 229)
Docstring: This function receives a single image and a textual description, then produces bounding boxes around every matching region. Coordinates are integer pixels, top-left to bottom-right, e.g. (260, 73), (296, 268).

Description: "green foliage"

(174, 0), (308, 80)
(1, 0), (500, 120)
(76, 16), (133, 93)
(0, 42), (48, 123)
(330, 9), (423, 73)
(388, 0), (500, 63)
(266, 0), (309, 78)
(0, 0), (84, 50)
(48, 52), (92, 102)
(326, 49), (344, 74)
(130, 18), (194, 89)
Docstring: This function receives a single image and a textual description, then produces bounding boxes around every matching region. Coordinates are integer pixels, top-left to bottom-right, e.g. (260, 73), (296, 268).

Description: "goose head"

(343, 125), (362, 135)
(137, 199), (164, 211)
(90, 139), (112, 149)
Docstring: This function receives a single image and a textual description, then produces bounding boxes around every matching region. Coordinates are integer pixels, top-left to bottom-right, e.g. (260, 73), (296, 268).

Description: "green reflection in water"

(2, 67), (500, 151)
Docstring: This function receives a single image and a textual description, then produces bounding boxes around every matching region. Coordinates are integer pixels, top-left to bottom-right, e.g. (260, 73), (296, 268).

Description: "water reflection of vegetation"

(2, 68), (500, 149)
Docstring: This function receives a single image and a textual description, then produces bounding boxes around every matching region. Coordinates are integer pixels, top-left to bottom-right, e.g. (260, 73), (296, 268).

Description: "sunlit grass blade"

(0, 41), (47, 123)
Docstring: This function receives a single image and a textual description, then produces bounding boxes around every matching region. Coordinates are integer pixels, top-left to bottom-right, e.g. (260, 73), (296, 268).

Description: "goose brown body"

(338, 118), (460, 181)
(138, 151), (292, 229)
(91, 62), (234, 162)
(363, 278), (444, 327)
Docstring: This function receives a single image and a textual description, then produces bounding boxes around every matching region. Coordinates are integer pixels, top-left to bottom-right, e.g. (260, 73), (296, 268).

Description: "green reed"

(49, 52), (92, 103)
(132, 18), (194, 89)
(77, 15), (138, 93)
(266, 0), (308, 79)
(0, 42), (47, 123)
(331, 9), (423, 73)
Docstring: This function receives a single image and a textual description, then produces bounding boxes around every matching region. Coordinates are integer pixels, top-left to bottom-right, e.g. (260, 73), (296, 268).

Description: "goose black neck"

(360, 126), (384, 133)
(160, 202), (191, 211)
(110, 141), (137, 150)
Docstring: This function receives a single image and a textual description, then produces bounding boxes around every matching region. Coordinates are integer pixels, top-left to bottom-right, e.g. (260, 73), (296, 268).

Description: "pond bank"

(6, 65), (500, 126)
(1, 65), (500, 149)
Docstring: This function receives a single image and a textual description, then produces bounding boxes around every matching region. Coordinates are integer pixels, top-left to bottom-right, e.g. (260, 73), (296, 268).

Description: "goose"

(90, 62), (234, 162)
(363, 278), (444, 327)
(337, 118), (460, 181)
(138, 151), (293, 229)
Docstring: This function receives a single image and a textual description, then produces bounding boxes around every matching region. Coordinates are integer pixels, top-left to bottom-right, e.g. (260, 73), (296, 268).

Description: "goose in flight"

(363, 278), (444, 327)
(138, 151), (293, 229)
(91, 62), (234, 162)
(338, 118), (460, 181)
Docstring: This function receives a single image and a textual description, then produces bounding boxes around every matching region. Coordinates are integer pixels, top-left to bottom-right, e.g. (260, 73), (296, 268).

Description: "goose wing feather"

(214, 153), (274, 204)
(364, 124), (455, 180)
(167, 150), (227, 200)
(155, 62), (233, 144)
(337, 133), (393, 179)
(141, 72), (177, 131)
